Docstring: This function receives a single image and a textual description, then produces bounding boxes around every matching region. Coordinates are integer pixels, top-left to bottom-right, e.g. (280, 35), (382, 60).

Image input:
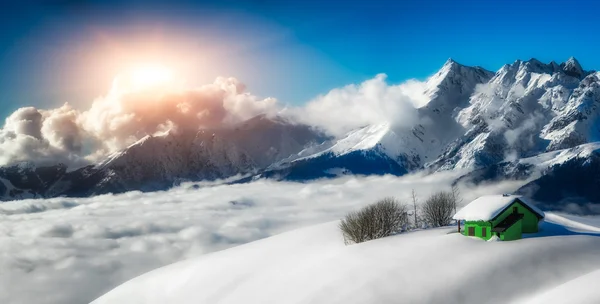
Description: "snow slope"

(517, 269), (600, 304)
(279, 123), (400, 161)
(255, 123), (421, 180)
(93, 213), (600, 304)
(281, 123), (421, 167)
(518, 141), (600, 168)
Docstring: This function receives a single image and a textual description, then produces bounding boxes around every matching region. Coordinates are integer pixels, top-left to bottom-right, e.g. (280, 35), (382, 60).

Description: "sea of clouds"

(0, 171), (529, 304)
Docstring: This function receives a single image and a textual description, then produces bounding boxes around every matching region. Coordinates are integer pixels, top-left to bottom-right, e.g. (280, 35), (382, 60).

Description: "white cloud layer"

(293, 74), (423, 136)
(0, 172), (529, 304)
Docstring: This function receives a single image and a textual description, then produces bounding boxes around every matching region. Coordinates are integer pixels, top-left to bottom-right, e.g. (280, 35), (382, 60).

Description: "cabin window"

(513, 206), (518, 213)
(468, 227), (475, 236)
(481, 227), (487, 238)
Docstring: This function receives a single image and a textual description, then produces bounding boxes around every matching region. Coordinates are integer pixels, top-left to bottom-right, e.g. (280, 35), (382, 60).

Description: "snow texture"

(93, 213), (600, 304)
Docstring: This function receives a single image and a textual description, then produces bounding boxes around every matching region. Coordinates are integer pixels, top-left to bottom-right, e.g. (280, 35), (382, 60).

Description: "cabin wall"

(491, 201), (539, 233)
(518, 203), (540, 233)
(500, 219), (522, 241)
(463, 221), (492, 240)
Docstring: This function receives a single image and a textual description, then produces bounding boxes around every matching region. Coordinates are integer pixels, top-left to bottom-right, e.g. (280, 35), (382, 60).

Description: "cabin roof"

(453, 195), (544, 221)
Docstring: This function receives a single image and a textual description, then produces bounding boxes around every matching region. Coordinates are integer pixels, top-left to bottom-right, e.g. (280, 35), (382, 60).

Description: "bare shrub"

(422, 191), (455, 227)
(411, 189), (419, 228)
(340, 197), (408, 244)
(451, 184), (463, 214)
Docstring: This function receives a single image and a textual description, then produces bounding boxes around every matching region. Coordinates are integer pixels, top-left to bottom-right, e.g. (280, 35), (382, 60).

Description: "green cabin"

(453, 194), (545, 241)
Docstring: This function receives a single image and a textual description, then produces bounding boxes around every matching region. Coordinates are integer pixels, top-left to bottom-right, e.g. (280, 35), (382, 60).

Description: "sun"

(129, 65), (174, 88)
(110, 63), (183, 93)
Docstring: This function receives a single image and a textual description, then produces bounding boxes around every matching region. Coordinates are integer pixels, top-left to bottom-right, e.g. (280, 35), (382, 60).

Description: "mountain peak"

(444, 57), (457, 65)
(548, 60), (561, 71)
(421, 58), (494, 112)
(560, 56), (584, 78)
(566, 56), (579, 63)
(442, 58), (464, 71)
(432, 58), (492, 81)
(525, 58), (543, 65)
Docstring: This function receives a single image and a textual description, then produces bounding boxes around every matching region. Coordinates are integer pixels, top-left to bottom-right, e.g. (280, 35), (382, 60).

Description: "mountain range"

(2, 57), (600, 209)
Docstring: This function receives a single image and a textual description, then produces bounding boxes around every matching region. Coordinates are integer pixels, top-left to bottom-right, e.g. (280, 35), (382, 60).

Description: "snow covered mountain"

(432, 57), (599, 170)
(1, 57), (599, 204)
(248, 57), (600, 206)
(416, 59), (495, 162)
(0, 115), (328, 199)
(249, 59), (496, 180)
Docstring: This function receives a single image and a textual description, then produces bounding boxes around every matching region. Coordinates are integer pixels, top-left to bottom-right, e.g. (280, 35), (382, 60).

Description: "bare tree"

(422, 191), (455, 227)
(340, 197), (409, 244)
(411, 189), (418, 228)
(451, 184), (463, 214)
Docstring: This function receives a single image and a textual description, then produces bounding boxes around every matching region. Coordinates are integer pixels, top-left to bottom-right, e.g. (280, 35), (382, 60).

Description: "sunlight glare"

(129, 65), (174, 88)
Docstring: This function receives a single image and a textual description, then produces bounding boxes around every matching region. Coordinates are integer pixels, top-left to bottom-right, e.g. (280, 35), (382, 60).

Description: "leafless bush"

(451, 184), (463, 214)
(340, 197), (408, 244)
(411, 189), (419, 228)
(422, 191), (455, 227)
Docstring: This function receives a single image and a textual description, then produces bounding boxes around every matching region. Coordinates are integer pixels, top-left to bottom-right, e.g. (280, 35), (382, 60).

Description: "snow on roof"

(453, 195), (544, 221)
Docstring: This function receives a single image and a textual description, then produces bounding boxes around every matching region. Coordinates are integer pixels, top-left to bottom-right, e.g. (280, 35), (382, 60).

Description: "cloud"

(400, 79), (430, 108)
(0, 77), (280, 166)
(0, 73), (429, 166)
(6, 107), (43, 139)
(42, 104), (84, 153)
(291, 74), (423, 136)
(0, 105), (88, 166)
(79, 76), (279, 157)
(504, 111), (544, 146)
(502, 111), (548, 162)
(0, 172), (531, 304)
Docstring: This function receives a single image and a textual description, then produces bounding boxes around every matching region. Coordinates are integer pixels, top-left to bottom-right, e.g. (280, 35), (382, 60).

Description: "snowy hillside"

(93, 213), (600, 304)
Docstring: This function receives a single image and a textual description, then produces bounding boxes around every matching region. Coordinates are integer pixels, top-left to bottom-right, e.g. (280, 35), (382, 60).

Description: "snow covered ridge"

(93, 213), (600, 304)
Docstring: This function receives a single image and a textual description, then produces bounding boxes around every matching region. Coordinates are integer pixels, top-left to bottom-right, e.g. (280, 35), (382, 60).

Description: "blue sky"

(1, 0), (599, 118)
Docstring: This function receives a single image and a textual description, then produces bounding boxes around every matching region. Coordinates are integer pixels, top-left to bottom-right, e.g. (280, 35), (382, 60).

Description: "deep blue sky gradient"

(0, 0), (599, 117)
